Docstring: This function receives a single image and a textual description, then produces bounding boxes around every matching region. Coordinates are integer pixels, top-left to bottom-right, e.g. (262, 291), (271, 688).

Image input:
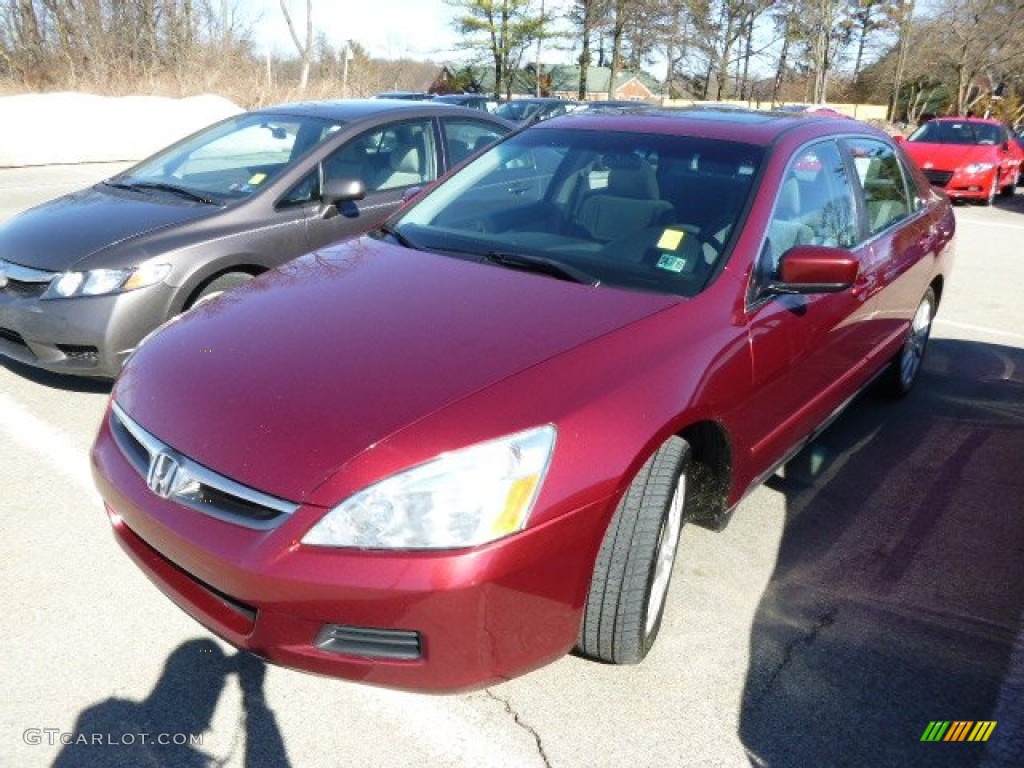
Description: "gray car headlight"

(42, 263), (171, 299)
(302, 425), (556, 550)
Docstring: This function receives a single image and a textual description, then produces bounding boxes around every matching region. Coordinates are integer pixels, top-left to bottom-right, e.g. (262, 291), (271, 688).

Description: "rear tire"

(577, 436), (690, 664)
(880, 287), (935, 398)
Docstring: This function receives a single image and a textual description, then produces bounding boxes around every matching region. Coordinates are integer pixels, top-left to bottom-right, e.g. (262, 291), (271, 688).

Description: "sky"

(245, 0), (575, 64)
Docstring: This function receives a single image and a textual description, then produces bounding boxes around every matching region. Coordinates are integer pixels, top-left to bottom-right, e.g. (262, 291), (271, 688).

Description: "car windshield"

(112, 112), (344, 203)
(907, 120), (1002, 145)
(391, 127), (763, 298)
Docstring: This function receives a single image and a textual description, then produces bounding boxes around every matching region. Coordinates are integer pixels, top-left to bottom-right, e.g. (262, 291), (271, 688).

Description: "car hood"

(902, 141), (995, 169)
(114, 236), (679, 502)
(0, 184), (216, 272)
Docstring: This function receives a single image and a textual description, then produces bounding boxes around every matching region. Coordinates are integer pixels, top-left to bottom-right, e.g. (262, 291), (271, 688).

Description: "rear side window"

(845, 138), (912, 236)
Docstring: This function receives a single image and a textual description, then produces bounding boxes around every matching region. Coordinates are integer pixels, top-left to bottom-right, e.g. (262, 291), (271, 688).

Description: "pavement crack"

(485, 688), (552, 767)
(748, 605), (838, 712)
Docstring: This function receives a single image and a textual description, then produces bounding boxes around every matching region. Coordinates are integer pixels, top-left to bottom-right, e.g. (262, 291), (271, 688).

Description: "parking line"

(0, 392), (99, 499)
(954, 216), (1024, 231)
(935, 319), (1024, 343)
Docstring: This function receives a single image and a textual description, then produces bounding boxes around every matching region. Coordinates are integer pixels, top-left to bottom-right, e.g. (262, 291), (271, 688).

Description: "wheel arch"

(176, 262), (267, 314)
(677, 419), (734, 532)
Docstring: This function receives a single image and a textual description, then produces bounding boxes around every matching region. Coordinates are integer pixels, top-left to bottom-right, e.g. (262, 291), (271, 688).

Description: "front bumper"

(0, 280), (176, 378)
(91, 411), (610, 693)
(927, 168), (997, 201)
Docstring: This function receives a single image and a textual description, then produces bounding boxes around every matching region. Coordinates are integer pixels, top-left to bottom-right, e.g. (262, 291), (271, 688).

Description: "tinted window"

(846, 138), (912, 236)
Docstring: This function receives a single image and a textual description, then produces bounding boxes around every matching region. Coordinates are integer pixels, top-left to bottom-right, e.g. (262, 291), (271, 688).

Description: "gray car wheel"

(578, 436), (690, 665)
(186, 271), (253, 310)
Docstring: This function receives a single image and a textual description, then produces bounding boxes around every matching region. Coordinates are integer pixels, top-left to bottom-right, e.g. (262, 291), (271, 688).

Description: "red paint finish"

(92, 110), (956, 691)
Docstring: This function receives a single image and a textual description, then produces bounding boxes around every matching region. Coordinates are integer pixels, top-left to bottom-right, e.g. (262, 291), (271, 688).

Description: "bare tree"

(279, 0), (313, 91)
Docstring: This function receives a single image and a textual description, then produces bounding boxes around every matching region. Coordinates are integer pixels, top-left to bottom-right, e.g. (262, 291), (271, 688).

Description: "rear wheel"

(578, 436), (690, 664)
(880, 287), (936, 397)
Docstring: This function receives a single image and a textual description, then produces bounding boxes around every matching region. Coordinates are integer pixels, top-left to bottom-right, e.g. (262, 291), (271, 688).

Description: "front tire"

(880, 287), (936, 397)
(578, 436), (690, 664)
(1000, 169), (1018, 197)
(982, 174), (998, 206)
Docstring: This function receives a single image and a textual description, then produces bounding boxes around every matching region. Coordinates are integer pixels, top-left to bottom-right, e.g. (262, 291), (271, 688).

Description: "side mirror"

(769, 245), (859, 295)
(322, 178), (366, 205)
(401, 185), (424, 203)
(891, 135), (905, 144)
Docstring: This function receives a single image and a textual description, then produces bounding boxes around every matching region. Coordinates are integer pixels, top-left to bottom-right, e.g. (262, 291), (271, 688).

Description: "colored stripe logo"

(920, 721), (997, 742)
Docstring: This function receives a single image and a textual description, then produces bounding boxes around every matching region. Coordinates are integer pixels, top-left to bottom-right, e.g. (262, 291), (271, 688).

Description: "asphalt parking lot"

(2, 166), (1022, 768)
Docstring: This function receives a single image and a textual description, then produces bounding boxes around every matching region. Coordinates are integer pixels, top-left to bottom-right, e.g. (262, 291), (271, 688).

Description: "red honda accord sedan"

(92, 107), (955, 692)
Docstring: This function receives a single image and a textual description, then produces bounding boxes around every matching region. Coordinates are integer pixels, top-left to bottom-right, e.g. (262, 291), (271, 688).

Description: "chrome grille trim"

(110, 401), (299, 530)
(0, 259), (55, 283)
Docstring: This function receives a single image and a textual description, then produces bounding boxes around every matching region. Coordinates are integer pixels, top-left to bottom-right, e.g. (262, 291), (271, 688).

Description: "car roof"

(252, 98), (487, 121)
(529, 106), (873, 147)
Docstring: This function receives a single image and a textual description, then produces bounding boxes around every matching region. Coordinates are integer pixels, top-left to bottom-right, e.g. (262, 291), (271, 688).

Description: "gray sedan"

(0, 99), (512, 378)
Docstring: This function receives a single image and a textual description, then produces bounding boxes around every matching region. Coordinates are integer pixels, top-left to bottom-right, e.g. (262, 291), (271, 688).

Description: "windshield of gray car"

(112, 113), (345, 203)
(392, 127), (763, 297)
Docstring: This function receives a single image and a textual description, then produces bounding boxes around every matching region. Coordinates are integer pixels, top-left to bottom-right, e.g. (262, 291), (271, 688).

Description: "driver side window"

(760, 140), (858, 281)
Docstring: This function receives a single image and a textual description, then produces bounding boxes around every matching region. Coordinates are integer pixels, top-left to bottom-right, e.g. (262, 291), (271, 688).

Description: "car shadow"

(738, 338), (1024, 767)
(1, 357), (113, 394)
(52, 639), (290, 767)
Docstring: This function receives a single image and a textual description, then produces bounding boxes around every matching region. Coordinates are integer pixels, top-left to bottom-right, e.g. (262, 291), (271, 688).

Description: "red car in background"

(92, 108), (955, 692)
(900, 117), (1023, 204)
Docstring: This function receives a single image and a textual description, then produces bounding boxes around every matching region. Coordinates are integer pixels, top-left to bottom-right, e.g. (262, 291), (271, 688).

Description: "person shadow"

(53, 638), (290, 767)
(737, 338), (1024, 767)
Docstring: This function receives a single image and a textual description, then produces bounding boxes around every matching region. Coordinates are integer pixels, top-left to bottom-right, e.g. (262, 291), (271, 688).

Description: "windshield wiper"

(482, 251), (600, 286)
(377, 223), (419, 250)
(105, 180), (219, 205)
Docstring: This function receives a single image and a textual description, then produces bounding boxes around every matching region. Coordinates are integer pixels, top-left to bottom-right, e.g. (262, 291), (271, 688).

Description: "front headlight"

(302, 425), (556, 550)
(42, 263), (171, 299)
(962, 162), (995, 175)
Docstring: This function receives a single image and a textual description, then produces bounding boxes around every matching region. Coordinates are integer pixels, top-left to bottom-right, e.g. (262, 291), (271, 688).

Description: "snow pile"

(0, 92), (243, 168)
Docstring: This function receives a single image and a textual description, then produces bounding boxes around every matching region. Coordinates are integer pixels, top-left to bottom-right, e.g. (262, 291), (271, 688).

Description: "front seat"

(577, 154), (674, 242)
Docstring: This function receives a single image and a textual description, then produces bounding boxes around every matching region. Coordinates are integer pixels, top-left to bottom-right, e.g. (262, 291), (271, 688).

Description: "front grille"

(922, 169), (954, 187)
(1, 279), (48, 299)
(315, 624), (423, 660)
(0, 327), (28, 347)
(0, 259), (53, 299)
(110, 401), (299, 530)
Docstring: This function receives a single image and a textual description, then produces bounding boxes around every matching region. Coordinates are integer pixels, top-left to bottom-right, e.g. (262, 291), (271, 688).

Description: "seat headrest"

(604, 154), (658, 198)
(391, 146), (421, 173)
